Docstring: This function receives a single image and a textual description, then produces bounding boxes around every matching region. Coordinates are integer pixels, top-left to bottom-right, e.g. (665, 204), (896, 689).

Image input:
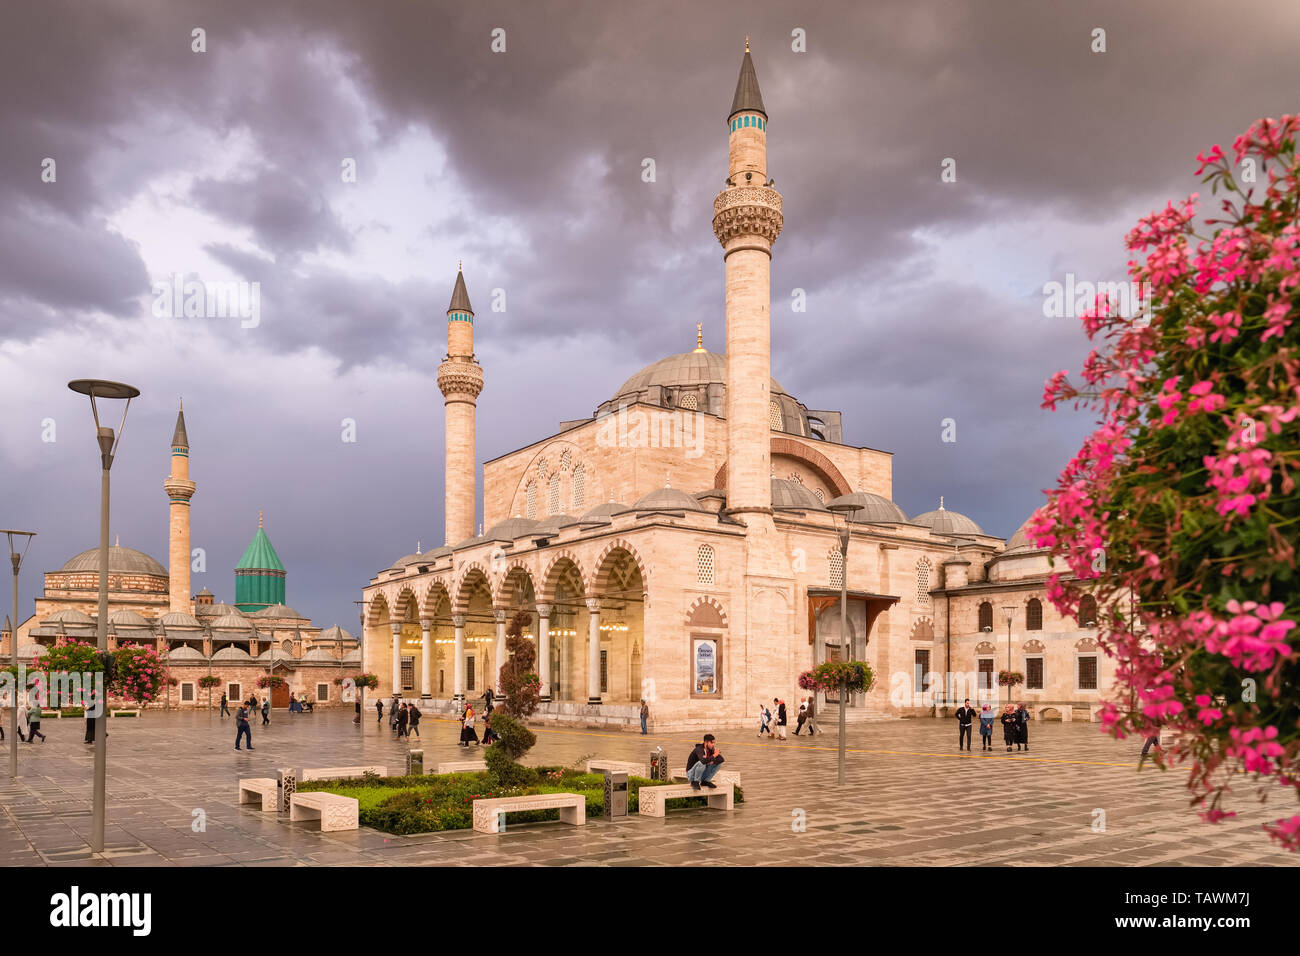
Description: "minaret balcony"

(713, 185), (783, 247)
(163, 477), (196, 501)
(437, 359), (484, 400)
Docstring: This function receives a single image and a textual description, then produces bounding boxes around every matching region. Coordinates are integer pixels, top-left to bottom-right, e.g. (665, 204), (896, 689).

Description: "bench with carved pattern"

(472, 793), (585, 833)
(638, 782), (734, 817)
(289, 791), (358, 832)
(237, 777), (278, 812)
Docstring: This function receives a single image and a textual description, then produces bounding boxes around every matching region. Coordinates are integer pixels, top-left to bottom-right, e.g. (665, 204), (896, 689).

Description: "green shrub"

(485, 743), (537, 787)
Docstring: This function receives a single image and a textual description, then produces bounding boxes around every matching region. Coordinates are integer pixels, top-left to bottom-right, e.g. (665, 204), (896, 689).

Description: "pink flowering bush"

(112, 643), (168, 704)
(1036, 116), (1300, 850)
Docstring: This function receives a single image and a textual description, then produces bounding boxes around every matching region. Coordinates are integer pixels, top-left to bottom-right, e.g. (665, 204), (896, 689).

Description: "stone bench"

(300, 765), (386, 782)
(639, 782), (734, 818)
(111, 709), (140, 717)
(238, 777), (279, 812)
(434, 760), (486, 774)
(585, 758), (647, 776)
(472, 793), (586, 833)
(290, 791), (358, 832)
(38, 711), (63, 719)
(672, 768), (741, 788)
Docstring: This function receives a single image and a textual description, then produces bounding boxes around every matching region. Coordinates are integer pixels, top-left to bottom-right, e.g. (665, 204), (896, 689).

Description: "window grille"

(572, 466), (585, 511)
(697, 545), (716, 586)
(916, 559), (932, 607)
(828, 548), (844, 590)
(769, 401), (783, 430)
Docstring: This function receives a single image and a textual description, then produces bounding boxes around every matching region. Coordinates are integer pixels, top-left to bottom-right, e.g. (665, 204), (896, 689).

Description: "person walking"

(24, 693), (46, 743)
(459, 704), (479, 747)
(793, 697), (809, 735)
(407, 702), (421, 738)
(234, 703), (254, 750)
(389, 693), (399, 730)
(757, 702), (770, 738)
(1014, 701), (1031, 752)
(1140, 730), (1162, 761)
(685, 734), (725, 790)
(375, 698), (384, 723)
(978, 704), (995, 751)
(481, 711), (499, 746)
(639, 698), (649, 735)
(219, 692), (230, 718)
(395, 702), (409, 740)
(955, 698), (977, 752)
(805, 695), (818, 735)
(482, 687), (494, 715)
(1000, 704), (1018, 752)
(261, 695), (271, 726)
(774, 698), (788, 741)
(354, 697), (361, 724)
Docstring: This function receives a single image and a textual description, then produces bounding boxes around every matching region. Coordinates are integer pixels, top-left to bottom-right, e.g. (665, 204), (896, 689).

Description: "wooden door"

(272, 682), (290, 708)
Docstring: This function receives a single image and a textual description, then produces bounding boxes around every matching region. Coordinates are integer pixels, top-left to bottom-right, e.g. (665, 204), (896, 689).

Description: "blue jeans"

(687, 761), (720, 785)
(235, 723), (252, 749)
(640, 715), (647, 734)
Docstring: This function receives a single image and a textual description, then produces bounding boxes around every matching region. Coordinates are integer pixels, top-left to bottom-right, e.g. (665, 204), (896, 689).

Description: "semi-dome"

(534, 514), (577, 535)
(159, 611), (202, 628)
(633, 487), (707, 513)
(251, 604), (303, 618)
(771, 478), (825, 511)
(485, 517), (541, 540)
(196, 603), (244, 617)
(610, 350), (789, 404)
(826, 491), (908, 524)
(212, 645), (252, 661)
(58, 546), (166, 577)
(44, 608), (95, 625)
(318, 625), (356, 643)
(300, 647), (338, 662)
(108, 609), (151, 627)
(211, 613), (253, 630)
(913, 502), (985, 536)
(578, 500), (630, 525)
(165, 645), (205, 661)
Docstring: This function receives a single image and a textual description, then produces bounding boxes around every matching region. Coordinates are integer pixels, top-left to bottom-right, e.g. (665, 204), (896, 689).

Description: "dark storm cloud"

(2, 0), (1297, 629)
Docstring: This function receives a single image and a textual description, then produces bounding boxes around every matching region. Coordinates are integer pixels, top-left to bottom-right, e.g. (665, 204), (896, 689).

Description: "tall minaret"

(163, 403), (196, 612)
(437, 265), (483, 545)
(714, 40), (782, 515)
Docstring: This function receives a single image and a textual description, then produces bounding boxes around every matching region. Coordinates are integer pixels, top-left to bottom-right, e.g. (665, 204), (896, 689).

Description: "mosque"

(360, 46), (1115, 730)
(2, 408), (359, 708)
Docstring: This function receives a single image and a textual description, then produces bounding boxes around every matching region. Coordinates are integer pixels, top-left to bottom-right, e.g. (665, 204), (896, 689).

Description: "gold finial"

(258, 510), (264, 529)
(416, 541), (421, 555)
(939, 496), (945, 511)
(693, 323), (706, 352)
(745, 36), (750, 53)
(458, 259), (462, 272)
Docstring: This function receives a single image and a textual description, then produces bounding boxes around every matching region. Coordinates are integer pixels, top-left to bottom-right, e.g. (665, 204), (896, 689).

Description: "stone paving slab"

(0, 710), (1295, 866)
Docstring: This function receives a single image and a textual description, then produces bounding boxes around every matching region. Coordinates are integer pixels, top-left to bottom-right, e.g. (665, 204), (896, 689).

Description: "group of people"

(1, 692), (48, 744)
(458, 689), (500, 746)
(389, 700), (422, 740)
(954, 699), (1032, 752)
(757, 696), (819, 739)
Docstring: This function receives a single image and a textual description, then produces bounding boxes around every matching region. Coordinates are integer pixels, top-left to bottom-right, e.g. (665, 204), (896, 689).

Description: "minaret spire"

(438, 265), (483, 546)
(164, 400), (197, 613)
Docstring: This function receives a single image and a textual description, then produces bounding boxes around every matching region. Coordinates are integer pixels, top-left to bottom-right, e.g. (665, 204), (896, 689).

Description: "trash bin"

(407, 749), (423, 776)
(649, 746), (668, 781)
(603, 770), (628, 819)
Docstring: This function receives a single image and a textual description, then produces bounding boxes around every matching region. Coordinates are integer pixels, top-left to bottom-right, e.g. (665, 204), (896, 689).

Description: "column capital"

(389, 622), (402, 635)
(493, 608), (507, 623)
(585, 598), (602, 614)
(452, 614), (467, 629)
(535, 603), (553, 619)
(419, 618), (431, 631)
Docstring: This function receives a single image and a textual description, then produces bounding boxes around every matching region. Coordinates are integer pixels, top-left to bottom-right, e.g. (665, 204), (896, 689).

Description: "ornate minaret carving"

(437, 265), (483, 545)
(714, 42), (782, 515)
(163, 403), (196, 612)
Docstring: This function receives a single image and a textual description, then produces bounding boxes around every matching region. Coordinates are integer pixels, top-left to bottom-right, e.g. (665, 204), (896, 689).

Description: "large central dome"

(610, 350), (789, 402)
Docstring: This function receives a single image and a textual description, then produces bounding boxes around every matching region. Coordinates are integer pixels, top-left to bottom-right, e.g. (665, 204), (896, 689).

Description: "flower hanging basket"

(798, 660), (875, 695)
(256, 675), (286, 689)
(350, 673), (379, 690)
(197, 675), (222, 689)
(998, 670), (1025, 687)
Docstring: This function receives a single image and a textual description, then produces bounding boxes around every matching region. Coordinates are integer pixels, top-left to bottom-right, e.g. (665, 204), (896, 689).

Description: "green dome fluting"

(234, 522), (286, 612)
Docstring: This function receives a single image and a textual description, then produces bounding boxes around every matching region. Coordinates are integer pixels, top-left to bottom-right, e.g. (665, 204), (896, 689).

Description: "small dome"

(342, 648), (361, 663)
(196, 587), (214, 597)
(771, 478), (826, 511)
(45, 608), (95, 625)
(318, 625), (356, 643)
(826, 491), (908, 524)
(534, 514), (577, 535)
(257, 646), (294, 661)
(1005, 514), (1046, 552)
(165, 645), (205, 661)
(633, 487), (707, 513)
(108, 610), (151, 627)
(485, 517), (542, 540)
(159, 611), (202, 628)
(913, 504), (985, 536)
(211, 613), (253, 630)
(212, 645), (252, 661)
(58, 545), (166, 577)
(578, 501), (630, 524)
(300, 647), (338, 662)
(251, 604), (303, 619)
(17, 643), (48, 658)
(195, 603), (244, 617)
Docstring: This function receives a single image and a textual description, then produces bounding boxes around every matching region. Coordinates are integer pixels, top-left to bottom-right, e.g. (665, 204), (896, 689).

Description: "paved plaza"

(0, 709), (1294, 867)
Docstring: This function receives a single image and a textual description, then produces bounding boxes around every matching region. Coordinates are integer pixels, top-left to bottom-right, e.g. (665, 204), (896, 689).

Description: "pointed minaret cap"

(728, 44), (766, 120)
(447, 264), (474, 315)
(171, 403), (189, 449)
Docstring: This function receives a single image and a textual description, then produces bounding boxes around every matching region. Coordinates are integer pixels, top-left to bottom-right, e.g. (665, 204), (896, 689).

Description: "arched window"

(571, 465), (585, 511)
(559, 449), (571, 471)
(537, 458), (547, 479)
(696, 545), (715, 586)
(1026, 598), (1043, 630)
(813, 488), (825, 503)
(1078, 594), (1098, 627)
(916, 558), (932, 608)
(281, 639), (293, 654)
(769, 401), (783, 430)
(549, 475), (561, 516)
(680, 393), (698, 410)
(828, 548), (844, 590)
(525, 481), (536, 520)
(978, 601), (993, 631)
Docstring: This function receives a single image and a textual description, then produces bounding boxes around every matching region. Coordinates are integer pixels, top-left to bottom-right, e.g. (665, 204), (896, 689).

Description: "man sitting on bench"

(685, 734), (725, 791)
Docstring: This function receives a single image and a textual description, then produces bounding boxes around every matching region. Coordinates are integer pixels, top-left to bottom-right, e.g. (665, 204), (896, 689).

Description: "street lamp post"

(354, 600), (367, 729)
(68, 379), (139, 855)
(4, 529), (36, 779)
(1002, 606), (1016, 707)
(826, 500), (864, 785)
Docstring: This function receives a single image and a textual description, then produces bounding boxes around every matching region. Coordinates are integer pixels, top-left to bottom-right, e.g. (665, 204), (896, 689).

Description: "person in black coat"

(375, 698), (384, 722)
(1000, 705), (1019, 752)
(1014, 702), (1031, 752)
(955, 699), (977, 751)
(407, 702), (421, 738)
(395, 703), (409, 740)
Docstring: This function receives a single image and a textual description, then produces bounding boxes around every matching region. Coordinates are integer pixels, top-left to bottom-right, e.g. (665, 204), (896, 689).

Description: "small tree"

(198, 674), (222, 710)
(497, 610), (541, 718)
(483, 711), (538, 787)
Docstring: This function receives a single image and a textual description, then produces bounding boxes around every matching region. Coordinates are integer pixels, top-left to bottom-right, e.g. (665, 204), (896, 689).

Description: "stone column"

(389, 622), (402, 697)
(452, 614), (466, 704)
(419, 620), (432, 699)
(536, 603), (552, 702)
(586, 598), (602, 705)
(493, 608), (507, 700)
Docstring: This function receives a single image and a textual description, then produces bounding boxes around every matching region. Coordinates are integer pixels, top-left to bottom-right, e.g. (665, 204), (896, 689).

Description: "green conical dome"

(234, 513), (286, 612)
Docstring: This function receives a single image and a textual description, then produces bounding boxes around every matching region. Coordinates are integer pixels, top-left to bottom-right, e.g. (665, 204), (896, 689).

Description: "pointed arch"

(421, 579), (453, 621)
(686, 596), (728, 628)
(394, 587), (421, 623)
(496, 562), (539, 610)
(452, 563), (493, 616)
(592, 539), (649, 598)
(540, 550), (589, 604)
(365, 591), (391, 628)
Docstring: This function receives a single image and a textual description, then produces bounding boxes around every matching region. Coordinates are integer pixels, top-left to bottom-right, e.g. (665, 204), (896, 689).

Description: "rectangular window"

(401, 656), (415, 692)
(439, 670), (445, 694)
(977, 659), (994, 691)
(316, 683), (329, 701)
(1078, 656), (1098, 690)
(914, 649), (931, 693)
(467, 656), (476, 691)
(1026, 657), (1044, 690)
(600, 650), (608, 694)
(180, 682), (195, 703)
(228, 683), (242, 703)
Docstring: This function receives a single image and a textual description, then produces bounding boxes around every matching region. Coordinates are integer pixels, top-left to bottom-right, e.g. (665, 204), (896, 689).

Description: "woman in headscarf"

(978, 704), (995, 751)
(460, 704), (479, 746)
(1000, 704), (1018, 752)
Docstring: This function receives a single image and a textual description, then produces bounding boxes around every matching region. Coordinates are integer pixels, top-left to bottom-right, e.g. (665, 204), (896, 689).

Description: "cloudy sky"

(2, 0), (1297, 632)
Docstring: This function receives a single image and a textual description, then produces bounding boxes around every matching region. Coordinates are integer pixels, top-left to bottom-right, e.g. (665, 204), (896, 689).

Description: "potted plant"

(998, 670), (1025, 688)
